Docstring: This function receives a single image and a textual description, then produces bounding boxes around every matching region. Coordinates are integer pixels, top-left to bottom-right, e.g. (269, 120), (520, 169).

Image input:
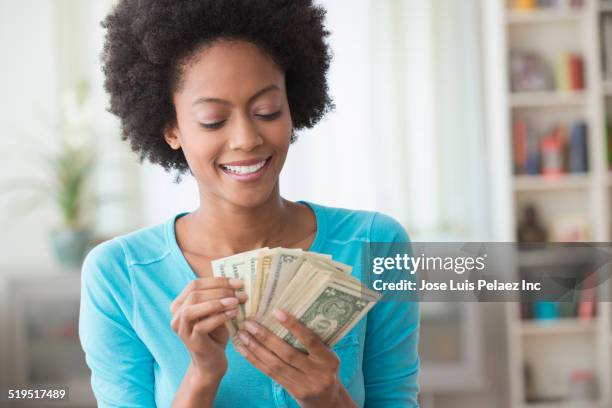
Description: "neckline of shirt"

(165, 200), (327, 281)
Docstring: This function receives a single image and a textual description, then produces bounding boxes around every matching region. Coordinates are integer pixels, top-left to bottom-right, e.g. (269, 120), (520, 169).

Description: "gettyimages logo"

(361, 242), (612, 302)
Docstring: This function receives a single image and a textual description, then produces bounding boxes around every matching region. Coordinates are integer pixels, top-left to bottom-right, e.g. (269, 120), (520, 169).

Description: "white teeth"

(221, 159), (267, 175)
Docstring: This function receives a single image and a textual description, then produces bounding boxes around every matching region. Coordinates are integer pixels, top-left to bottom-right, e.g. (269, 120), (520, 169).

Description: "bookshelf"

(484, 0), (612, 407)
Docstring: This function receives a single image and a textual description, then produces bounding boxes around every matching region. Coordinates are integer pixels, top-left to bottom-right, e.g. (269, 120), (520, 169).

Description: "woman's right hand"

(170, 277), (246, 383)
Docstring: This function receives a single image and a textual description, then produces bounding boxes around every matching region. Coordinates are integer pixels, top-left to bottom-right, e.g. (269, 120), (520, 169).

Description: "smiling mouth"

(219, 156), (272, 176)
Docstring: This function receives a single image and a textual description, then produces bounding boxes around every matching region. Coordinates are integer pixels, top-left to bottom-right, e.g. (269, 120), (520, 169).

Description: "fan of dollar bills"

(211, 247), (381, 351)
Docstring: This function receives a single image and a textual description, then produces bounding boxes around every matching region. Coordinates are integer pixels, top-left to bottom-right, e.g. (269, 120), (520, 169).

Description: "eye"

(256, 111), (282, 121)
(200, 120), (226, 130)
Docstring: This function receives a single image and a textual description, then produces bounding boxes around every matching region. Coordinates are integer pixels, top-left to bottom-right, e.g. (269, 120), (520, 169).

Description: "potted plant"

(2, 79), (95, 269)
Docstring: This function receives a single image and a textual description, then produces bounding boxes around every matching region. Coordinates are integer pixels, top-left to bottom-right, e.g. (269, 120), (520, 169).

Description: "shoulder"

(81, 217), (173, 294)
(305, 201), (410, 243)
(86, 217), (172, 270)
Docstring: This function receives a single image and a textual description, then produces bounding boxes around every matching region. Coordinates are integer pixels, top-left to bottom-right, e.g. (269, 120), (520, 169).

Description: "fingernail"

(238, 332), (250, 346)
(244, 321), (258, 335)
(235, 345), (247, 356)
(236, 291), (248, 301)
(273, 309), (288, 322)
(220, 297), (238, 307)
(229, 278), (243, 288)
(225, 308), (238, 317)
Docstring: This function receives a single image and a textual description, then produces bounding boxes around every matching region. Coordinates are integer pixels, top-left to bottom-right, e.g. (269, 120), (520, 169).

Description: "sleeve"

(78, 239), (156, 408)
(363, 213), (420, 408)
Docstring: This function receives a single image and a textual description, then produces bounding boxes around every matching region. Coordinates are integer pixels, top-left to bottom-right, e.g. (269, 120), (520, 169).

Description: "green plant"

(1, 79), (95, 229)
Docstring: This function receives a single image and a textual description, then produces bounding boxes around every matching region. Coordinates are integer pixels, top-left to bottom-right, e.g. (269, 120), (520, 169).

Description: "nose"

(228, 112), (263, 152)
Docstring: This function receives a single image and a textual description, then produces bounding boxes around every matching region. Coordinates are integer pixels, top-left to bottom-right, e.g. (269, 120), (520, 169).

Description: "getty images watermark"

(360, 242), (612, 302)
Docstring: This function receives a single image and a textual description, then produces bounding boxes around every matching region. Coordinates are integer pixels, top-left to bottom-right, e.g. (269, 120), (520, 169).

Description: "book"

(568, 121), (588, 173)
(513, 119), (528, 174)
(556, 51), (571, 91)
(607, 119), (612, 170)
(569, 54), (584, 90)
(526, 125), (540, 175)
(604, 15), (612, 80)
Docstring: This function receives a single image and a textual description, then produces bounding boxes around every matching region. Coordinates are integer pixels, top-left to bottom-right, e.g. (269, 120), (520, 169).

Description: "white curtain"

(281, 0), (490, 240)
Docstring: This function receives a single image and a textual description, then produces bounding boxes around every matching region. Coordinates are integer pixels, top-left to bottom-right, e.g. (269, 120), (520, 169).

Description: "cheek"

(180, 130), (224, 170)
(266, 117), (293, 153)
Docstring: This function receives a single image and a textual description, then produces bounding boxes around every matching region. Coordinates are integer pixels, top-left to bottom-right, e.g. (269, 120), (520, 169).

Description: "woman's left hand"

(234, 309), (357, 408)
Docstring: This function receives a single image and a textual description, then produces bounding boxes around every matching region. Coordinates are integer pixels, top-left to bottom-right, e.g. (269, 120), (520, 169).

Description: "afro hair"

(101, 0), (334, 174)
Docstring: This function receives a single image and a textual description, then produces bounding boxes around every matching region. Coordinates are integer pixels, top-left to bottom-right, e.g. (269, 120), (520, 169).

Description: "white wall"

(0, 0), (59, 394)
(0, 0), (60, 272)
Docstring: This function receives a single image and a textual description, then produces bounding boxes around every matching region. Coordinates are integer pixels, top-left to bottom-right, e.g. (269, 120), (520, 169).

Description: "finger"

(234, 333), (299, 384)
(273, 309), (330, 359)
(242, 321), (310, 371)
(184, 289), (243, 305)
(171, 287), (245, 314)
(171, 297), (239, 333)
(191, 309), (237, 337)
(170, 277), (243, 313)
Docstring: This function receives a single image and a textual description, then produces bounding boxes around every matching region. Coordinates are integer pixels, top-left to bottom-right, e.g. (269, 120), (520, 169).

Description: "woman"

(79, 1), (420, 407)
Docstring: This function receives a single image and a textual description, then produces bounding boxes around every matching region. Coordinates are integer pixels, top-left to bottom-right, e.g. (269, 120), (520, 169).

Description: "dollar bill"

(281, 281), (379, 352)
(210, 258), (239, 337)
(210, 247), (380, 351)
(256, 248), (303, 320)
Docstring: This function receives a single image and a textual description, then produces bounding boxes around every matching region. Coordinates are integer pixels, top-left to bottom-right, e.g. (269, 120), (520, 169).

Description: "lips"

(218, 156), (272, 181)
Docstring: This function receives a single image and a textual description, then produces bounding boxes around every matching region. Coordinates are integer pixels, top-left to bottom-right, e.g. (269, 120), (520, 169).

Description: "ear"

(164, 124), (182, 150)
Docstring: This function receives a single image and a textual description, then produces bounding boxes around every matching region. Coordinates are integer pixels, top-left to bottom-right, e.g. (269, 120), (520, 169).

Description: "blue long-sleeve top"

(78, 201), (420, 407)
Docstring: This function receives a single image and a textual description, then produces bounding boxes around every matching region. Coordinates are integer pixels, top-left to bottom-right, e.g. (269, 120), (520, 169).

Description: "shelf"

(520, 318), (597, 336)
(520, 401), (602, 408)
(509, 91), (586, 108)
(506, 10), (585, 25)
(513, 174), (591, 192)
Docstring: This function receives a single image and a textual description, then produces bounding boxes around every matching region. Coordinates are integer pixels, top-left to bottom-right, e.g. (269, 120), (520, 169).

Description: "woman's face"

(166, 40), (293, 208)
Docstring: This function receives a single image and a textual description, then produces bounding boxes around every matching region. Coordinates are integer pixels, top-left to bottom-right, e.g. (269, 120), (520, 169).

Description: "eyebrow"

(192, 84), (280, 106)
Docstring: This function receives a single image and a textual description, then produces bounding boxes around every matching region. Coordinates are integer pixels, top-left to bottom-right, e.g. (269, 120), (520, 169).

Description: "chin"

(225, 188), (276, 209)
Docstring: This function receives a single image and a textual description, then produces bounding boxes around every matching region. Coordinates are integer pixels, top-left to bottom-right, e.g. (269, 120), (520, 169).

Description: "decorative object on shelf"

(0, 79), (96, 269)
(534, 301), (559, 320)
(577, 272), (597, 321)
(549, 214), (590, 241)
(518, 204), (548, 242)
(568, 370), (598, 401)
(512, 0), (537, 10)
(556, 301), (577, 318)
(540, 125), (567, 177)
(569, 0), (585, 8)
(536, 0), (558, 7)
(510, 52), (554, 92)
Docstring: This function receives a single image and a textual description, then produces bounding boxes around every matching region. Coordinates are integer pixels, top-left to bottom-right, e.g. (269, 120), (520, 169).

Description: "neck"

(190, 183), (291, 256)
